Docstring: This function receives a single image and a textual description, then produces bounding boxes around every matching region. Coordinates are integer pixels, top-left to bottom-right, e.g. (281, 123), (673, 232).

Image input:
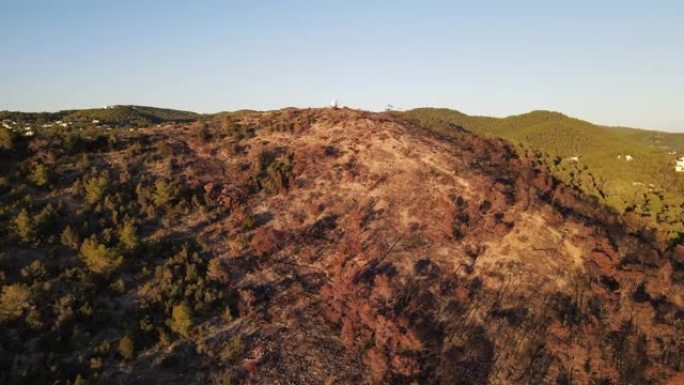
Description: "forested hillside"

(400, 108), (684, 244)
(1, 106), (199, 128)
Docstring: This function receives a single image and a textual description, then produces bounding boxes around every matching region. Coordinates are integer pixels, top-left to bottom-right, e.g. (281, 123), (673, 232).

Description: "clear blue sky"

(2, 1), (683, 131)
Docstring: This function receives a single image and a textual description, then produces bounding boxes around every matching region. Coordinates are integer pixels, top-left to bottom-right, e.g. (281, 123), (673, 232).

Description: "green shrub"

(25, 308), (43, 329)
(34, 203), (56, 236)
(53, 294), (76, 327)
(254, 155), (293, 194)
(226, 336), (243, 359)
(63, 134), (83, 155)
(73, 374), (88, 385)
(20, 260), (47, 281)
(76, 153), (91, 172)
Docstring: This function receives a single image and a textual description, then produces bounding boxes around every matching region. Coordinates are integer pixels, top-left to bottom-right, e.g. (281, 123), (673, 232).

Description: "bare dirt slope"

(106, 108), (683, 384)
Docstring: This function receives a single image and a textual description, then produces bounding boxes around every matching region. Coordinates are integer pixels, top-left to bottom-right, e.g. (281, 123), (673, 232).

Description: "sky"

(1, 1), (683, 132)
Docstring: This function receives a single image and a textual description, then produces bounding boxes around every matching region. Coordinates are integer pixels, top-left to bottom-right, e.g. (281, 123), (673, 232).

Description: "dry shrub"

(250, 227), (284, 257)
(207, 258), (230, 283)
(391, 353), (421, 378)
(217, 184), (247, 212)
(292, 144), (319, 176)
(365, 347), (388, 382)
(239, 289), (256, 307)
(228, 206), (254, 231)
(321, 248), (426, 382)
(372, 273), (392, 301)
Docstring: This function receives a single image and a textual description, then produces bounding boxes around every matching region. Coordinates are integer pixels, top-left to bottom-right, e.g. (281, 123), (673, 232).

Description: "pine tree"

(169, 304), (192, 337)
(61, 226), (80, 249)
(0, 284), (32, 321)
(118, 219), (139, 251)
(118, 335), (135, 361)
(14, 208), (33, 243)
(152, 180), (174, 207)
(73, 374), (87, 385)
(79, 236), (122, 274)
(0, 127), (15, 151)
(30, 164), (50, 186)
(84, 173), (109, 205)
(207, 258), (227, 282)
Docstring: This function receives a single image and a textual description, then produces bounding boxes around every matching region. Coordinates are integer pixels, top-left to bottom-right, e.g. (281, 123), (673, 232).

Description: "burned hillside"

(1, 108), (683, 385)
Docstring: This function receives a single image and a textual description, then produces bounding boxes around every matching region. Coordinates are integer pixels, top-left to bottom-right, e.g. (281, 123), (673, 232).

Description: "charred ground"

(0, 108), (683, 384)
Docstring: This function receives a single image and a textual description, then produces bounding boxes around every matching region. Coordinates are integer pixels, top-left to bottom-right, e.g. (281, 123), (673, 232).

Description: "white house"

(569, 156), (580, 162)
(625, 155), (633, 161)
(676, 157), (684, 173)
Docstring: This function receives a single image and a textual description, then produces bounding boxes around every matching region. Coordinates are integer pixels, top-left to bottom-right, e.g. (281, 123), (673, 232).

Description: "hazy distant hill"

(0, 105), (199, 127)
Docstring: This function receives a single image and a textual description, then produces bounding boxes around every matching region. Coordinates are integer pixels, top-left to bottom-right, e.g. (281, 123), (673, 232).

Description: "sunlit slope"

(400, 108), (684, 241)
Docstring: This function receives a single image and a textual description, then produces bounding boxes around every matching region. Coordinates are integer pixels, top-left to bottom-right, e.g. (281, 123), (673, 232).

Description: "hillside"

(0, 105), (199, 128)
(602, 125), (684, 153)
(1, 108), (683, 384)
(399, 108), (684, 243)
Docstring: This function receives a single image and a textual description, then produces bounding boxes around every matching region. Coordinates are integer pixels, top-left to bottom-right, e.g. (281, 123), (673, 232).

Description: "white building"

(676, 157), (684, 173)
(625, 155), (633, 161)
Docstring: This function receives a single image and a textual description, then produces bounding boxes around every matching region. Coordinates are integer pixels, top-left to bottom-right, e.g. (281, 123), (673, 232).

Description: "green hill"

(399, 108), (684, 243)
(0, 105), (199, 128)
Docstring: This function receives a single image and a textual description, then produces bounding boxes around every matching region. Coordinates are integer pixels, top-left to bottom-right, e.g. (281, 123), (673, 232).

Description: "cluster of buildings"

(567, 152), (683, 174)
(2, 119), (34, 136)
(1, 119), (15, 129)
(40, 120), (71, 128)
(2, 119), (110, 138)
(676, 157), (684, 173)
